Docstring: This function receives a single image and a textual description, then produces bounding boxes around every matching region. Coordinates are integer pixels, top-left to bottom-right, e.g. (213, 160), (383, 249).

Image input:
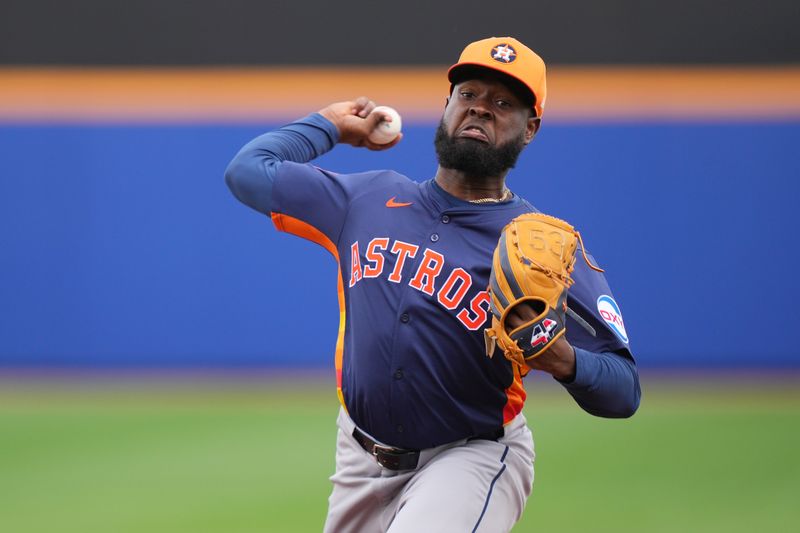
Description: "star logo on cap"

(491, 44), (517, 63)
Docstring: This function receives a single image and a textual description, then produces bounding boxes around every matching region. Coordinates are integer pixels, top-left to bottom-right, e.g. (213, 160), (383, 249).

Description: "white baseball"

(368, 106), (402, 145)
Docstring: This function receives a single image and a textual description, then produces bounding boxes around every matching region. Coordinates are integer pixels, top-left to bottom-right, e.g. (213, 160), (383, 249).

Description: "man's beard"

(434, 119), (526, 178)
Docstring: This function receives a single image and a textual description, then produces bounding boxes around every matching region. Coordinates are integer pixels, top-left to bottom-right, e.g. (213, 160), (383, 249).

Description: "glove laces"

(577, 232), (605, 273)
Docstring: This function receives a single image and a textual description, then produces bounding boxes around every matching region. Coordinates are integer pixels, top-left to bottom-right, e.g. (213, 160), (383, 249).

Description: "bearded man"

(225, 36), (640, 533)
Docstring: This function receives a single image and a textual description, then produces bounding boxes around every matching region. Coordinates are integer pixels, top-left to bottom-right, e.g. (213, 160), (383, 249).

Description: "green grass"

(1, 373), (798, 532)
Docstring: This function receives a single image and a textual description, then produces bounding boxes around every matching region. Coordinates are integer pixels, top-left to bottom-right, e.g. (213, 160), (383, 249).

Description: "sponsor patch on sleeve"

(596, 295), (628, 344)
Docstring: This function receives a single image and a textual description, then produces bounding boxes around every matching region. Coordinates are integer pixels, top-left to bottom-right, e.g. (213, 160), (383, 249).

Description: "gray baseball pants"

(323, 408), (535, 533)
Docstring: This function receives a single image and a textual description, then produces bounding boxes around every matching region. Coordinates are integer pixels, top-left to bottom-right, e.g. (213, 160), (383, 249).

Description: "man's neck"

(434, 167), (508, 202)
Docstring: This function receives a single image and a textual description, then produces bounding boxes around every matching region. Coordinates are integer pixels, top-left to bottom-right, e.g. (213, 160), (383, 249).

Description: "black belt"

(352, 427), (421, 470)
(351, 426), (504, 471)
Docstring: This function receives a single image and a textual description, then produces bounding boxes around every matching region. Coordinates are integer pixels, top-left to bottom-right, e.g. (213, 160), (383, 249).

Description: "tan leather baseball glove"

(484, 213), (603, 368)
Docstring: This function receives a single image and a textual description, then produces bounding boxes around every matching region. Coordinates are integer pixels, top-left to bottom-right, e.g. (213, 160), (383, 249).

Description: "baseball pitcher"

(225, 36), (640, 532)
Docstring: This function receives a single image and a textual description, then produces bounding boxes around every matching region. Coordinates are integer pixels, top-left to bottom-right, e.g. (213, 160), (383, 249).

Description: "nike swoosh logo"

(386, 196), (413, 208)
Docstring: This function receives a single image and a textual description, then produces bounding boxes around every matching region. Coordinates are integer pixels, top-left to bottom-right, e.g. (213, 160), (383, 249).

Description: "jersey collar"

(426, 179), (524, 210)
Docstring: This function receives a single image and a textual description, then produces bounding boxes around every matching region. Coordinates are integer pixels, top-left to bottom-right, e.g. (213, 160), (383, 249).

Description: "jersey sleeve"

(224, 113), (339, 216)
(556, 249), (641, 418)
(565, 249), (633, 359)
(270, 162), (382, 254)
(560, 347), (641, 418)
(225, 112), (376, 253)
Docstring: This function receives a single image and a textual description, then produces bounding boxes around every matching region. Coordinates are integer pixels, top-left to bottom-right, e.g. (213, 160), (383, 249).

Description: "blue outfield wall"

(1, 121), (798, 368)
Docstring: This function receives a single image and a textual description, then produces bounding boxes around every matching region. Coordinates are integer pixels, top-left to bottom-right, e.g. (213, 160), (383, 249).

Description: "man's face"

(435, 75), (539, 177)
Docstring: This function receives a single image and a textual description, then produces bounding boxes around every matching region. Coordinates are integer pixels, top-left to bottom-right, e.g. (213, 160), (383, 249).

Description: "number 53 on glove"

(484, 213), (604, 369)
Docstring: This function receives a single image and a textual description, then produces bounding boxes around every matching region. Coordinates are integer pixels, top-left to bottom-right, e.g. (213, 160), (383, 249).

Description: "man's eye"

(496, 99), (511, 108)
(460, 91), (474, 98)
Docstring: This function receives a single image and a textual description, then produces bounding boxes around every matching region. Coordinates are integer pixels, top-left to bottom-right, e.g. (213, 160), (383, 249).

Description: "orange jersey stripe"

(271, 212), (347, 409)
(1, 66), (799, 123)
(503, 365), (527, 425)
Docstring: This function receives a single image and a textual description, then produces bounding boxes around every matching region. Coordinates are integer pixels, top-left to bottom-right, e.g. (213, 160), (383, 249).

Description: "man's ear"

(524, 116), (541, 144)
(444, 96), (450, 110)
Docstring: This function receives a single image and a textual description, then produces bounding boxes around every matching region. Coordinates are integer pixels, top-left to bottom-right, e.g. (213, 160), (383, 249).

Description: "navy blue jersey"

(270, 163), (631, 449)
(225, 113), (640, 448)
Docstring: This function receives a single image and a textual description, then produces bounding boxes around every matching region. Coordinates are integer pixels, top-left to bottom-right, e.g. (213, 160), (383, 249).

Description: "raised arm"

(224, 98), (402, 214)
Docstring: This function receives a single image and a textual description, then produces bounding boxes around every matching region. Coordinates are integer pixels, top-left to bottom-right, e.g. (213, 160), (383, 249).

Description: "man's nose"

(468, 101), (492, 119)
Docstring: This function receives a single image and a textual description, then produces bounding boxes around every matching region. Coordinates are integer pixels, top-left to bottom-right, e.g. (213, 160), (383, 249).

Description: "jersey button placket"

(393, 313), (410, 437)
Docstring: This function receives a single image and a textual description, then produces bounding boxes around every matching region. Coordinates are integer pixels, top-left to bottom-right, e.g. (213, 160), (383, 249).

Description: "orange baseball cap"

(448, 37), (547, 118)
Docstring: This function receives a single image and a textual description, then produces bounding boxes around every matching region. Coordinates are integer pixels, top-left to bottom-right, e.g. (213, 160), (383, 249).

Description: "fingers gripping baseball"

(319, 97), (403, 150)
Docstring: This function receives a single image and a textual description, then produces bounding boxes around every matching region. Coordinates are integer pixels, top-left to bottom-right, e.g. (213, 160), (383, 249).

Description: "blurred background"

(1, 1), (799, 532)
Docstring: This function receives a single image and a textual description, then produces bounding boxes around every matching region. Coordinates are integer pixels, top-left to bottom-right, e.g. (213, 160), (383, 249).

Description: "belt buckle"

(372, 443), (397, 457)
(372, 444), (407, 470)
